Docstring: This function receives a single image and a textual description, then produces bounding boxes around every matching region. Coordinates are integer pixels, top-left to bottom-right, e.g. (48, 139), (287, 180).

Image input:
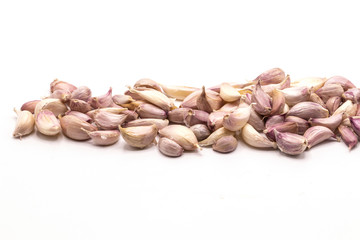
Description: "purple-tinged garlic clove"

(285, 116), (309, 135)
(21, 100), (40, 114)
(308, 113), (343, 132)
(274, 130), (308, 156)
(324, 76), (356, 91)
(286, 102), (329, 120)
(212, 135), (238, 153)
(264, 122), (298, 142)
(338, 125), (358, 150)
(158, 137), (184, 157)
(60, 115), (97, 140)
(71, 86), (92, 102)
(82, 129), (120, 146)
(251, 82), (272, 115)
(304, 126), (336, 149)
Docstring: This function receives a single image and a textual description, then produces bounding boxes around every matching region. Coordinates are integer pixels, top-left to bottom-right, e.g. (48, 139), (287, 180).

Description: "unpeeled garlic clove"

(50, 79), (77, 93)
(308, 113), (343, 132)
(219, 99), (241, 112)
(220, 82), (241, 102)
(254, 68), (285, 85)
(326, 96), (342, 115)
(119, 125), (157, 149)
(159, 125), (199, 151)
(286, 102), (329, 120)
(248, 107), (265, 131)
(168, 108), (192, 124)
(123, 119), (169, 129)
(333, 100), (357, 119)
(261, 74), (291, 95)
(69, 99), (92, 113)
(112, 94), (134, 105)
(82, 129), (120, 146)
(13, 108), (35, 138)
(285, 116), (309, 135)
(158, 137), (184, 157)
(21, 100), (40, 114)
(134, 78), (162, 92)
(265, 115), (285, 129)
(274, 130), (308, 155)
(280, 86), (310, 106)
(190, 124), (211, 141)
(343, 88), (360, 103)
(128, 87), (174, 111)
(269, 89), (285, 115)
(49, 90), (71, 102)
(342, 117), (351, 127)
(304, 126), (336, 149)
(71, 86), (92, 102)
(86, 107), (128, 119)
(196, 86), (223, 113)
(93, 111), (127, 130)
(34, 98), (68, 117)
(160, 84), (199, 101)
(316, 83), (344, 102)
(184, 110), (209, 127)
(325, 76), (356, 91)
(136, 103), (167, 119)
(119, 100), (143, 110)
(124, 87), (147, 101)
(35, 110), (61, 136)
(291, 77), (327, 92)
(60, 115), (97, 140)
(66, 111), (92, 123)
(251, 82), (272, 115)
(309, 92), (326, 108)
(207, 111), (228, 131)
(89, 87), (114, 108)
(264, 122), (298, 142)
(280, 103), (290, 115)
(350, 116), (360, 137)
(223, 105), (251, 131)
(212, 135), (238, 153)
(356, 104), (360, 116)
(199, 127), (235, 147)
(241, 123), (277, 149)
(122, 110), (139, 122)
(338, 124), (358, 150)
(180, 90), (201, 109)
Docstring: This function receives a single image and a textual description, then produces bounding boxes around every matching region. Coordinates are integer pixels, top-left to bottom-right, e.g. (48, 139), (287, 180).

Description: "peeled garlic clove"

(158, 137), (184, 157)
(223, 105), (251, 131)
(119, 125), (157, 149)
(199, 127), (235, 147)
(285, 116), (309, 135)
(69, 99), (92, 113)
(94, 111), (127, 130)
(86, 107), (128, 119)
(160, 84), (199, 101)
(207, 111), (228, 131)
(190, 124), (211, 141)
(261, 74), (291, 95)
(13, 108), (35, 138)
(159, 125), (199, 151)
(343, 88), (360, 104)
(326, 96), (342, 115)
(212, 135), (238, 153)
(123, 119), (169, 129)
(50, 79), (77, 93)
(338, 125), (358, 150)
(220, 82), (241, 102)
(248, 107), (265, 131)
(309, 92), (326, 108)
(70, 86), (92, 102)
(350, 116), (360, 137)
(180, 90), (201, 109)
(291, 77), (327, 92)
(333, 100), (356, 119)
(241, 124), (277, 149)
(66, 111), (92, 123)
(264, 122), (298, 141)
(34, 98), (68, 117)
(308, 113), (342, 132)
(304, 126), (336, 149)
(316, 83), (344, 102)
(134, 78), (162, 92)
(251, 82), (272, 115)
(274, 130), (308, 155)
(184, 110), (209, 127)
(280, 86), (310, 107)
(265, 115), (285, 129)
(128, 87), (174, 111)
(49, 89), (71, 102)
(325, 76), (356, 91)
(168, 108), (192, 124)
(82, 129), (120, 146)
(35, 110), (61, 136)
(89, 87), (114, 108)
(21, 100), (40, 114)
(254, 68), (285, 85)
(136, 103), (167, 119)
(60, 115), (97, 140)
(112, 94), (134, 105)
(270, 89), (285, 115)
(286, 102), (329, 120)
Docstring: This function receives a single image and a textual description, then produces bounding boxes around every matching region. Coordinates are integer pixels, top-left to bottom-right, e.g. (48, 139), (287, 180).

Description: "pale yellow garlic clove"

(199, 127), (235, 147)
(160, 84), (199, 101)
(270, 89), (285, 115)
(36, 109), (61, 136)
(159, 125), (199, 150)
(119, 125), (157, 149)
(86, 107), (128, 119)
(196, 86), (223, 113)
(241, 123), (277, 149)
(34, 98), (68, 117)
(291, 77), (327, 92)
(309, 92), (326, 108)
(13, 108), (35, 138)
(220, 82), (241, 102)
(128, 86), (175, 111)
(112, 94), (134, 105)
(60, 115), (97, 140)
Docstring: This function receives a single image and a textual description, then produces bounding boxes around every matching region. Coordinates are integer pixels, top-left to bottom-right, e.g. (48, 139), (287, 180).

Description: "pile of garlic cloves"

(13, 68), (360, 157)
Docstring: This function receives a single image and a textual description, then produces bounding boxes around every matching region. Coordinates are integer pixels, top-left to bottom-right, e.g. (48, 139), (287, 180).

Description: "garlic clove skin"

(251, 82), (272, 115)
(261, 74), (291, 95)
(34, 98), (68, 118)
(338, 124), (358, 150)
(136, 103), (167, 119)
(212, 135), (238, 153)
(309, 92), (326, 108)
(219, 99), (241, 112)
(158, 137), (184, 157)
(274, 130), (308, 155)
(93, 112), (128, 130)
(196, 86), (219, 113)
(128, 87), (174, 111)
(50, 79), (77, 93)
(21, 100), (40, 114)
(168, 108), (192, 124)
(220, 82), (241, 102)
(13, 108), (35, 138)
(112, 94), (134, 105)
(286, 102), (329, 120)
(254, 68), (286, 85)
(180, 90), (201, 109)
(199, 127), (235, 147)
(66, 111), (93, 123)
(280, 86), (310, 106)
(265, 115), (285, 129)
(241, 124), (277, 149)
(280, 103), (290, 115)
(86, 107), (128, 119)
(349, 116), (360, 137)
(89, 87), (114, 108)
(160, 84), (199, 101)
(342, 88), (360, 104)
(134, 78), (162, 92)
(223, 105), (251, 131)
(291, 77), (327, 92)
(60, 115), (97, 140)
(248, 107), (266, 131)
(184, 110), (209, 127)
(285, 116), (310, 135)
(82, 129), (120, 146)
(159, 125), (199, 151)
(69, 99), (92, 113)
(356, 104), (360, 116)
(36, 110), (61, 136)
(316, 83), (344, 102)
(324, 76), (356, 91)
(120, 125), (158, 149)
(264, 122), (298, 142)
(333, 100), (357, 119)
(190, 124), (211, 141)
(71, 86), (92, 102)
(304, 126), (336, 149)
(49, 89), (71, 102)
(207, 111), (228, 131)
(308, 113), (343, 132)
(326, 96), (342, 115)
(269, 89), (285, 115)
(123, 119), (169, 129)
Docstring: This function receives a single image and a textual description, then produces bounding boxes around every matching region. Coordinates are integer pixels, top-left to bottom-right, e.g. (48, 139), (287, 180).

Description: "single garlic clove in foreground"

(212, 135), (238, 153)
(119, 125), (157, 149)
(36, 109), (61, 136)
(303, 126), (336, 149)
(13, 108), (35, 138)
(158, 137), (184, 157)
(60, 115), (98, 140)
(274, 130), (308, 155)
(159, 125), (199, 151)
(241, 123), (277, 149)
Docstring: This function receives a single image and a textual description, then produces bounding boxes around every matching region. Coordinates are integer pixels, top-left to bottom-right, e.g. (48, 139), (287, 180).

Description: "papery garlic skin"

(60, 115), (97, 140)
(264, 122), (298, 142)
(159, 125), (199, 151)
(350, 116), (360, 137)
(36, 110), (61, 136)
(66, 111), (93, 123)
(333, 100), (357, 119)
(128, 87), (174, 111)
(223, 105), (251, 131)
(316, 83), (344, 102)
(71, 86), (92, 102)
(280, 86), (310, 106)
(308, 114), (342, 132)
(119, 125), (157, 149)
(326, 96), (342, 115)
(254, 68), (285, 85)
(304, 126), (336, 149)
(251, 82), (272, 115)
(13, 109), (35, 138)
(212, 135), (238, 153)
(82, 129), (120, 146)
(34, 98), (68, 117)
(123, 119), (169, 129)
(134, 78), (162, 92)
(50, 79), (77, 93)
(93, 112), (128, 130)
(274, 130), (308, 155)
(241, 124), (277, 149)
(158, 137), (184, 157)
(190, 124), (211, 141)
(287, 102), (329, 120)
(291, 77), (327, 92)
(270, 89), (285, 115)
(285, 116), (309, 135)
(325, 76), (356, 91)
(265, 115), (285, 129)
(338, 125), (358, 150)
(21, 100), (40, 114)
(89, 87), (114, 109)
(69, 99), (92, 113)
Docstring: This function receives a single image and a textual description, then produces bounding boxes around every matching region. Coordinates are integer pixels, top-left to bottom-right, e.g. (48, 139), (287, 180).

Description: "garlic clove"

(196, 86), (221, 113)
(180, 90), (201, 109)
(251, 82), (272, 115)
(220, 82), (241, 102)
(158, 137), (184, 157)
(316, 83), (344, 102)
(207, 111), (228, 131)
(280, 86), (311, 107)
(70, 86), (92, 102)
(13, 108), (35, 138)
(89, 87), (114, 108)
(190, 124), (211, 141)
(286, 102), (329, 120)
(333, 100), (357, 119)
(285, 116), (310, 135)
(134, 78), (162, 92)
(86, 107), (128, 119)
(49, 89), (71, 102)
(21, 100), (40, 114)
(199, 127), (235, 147)
(324, 76), (356, 91)
(241, 124), (277, 149)
(168, 108), (192, 124)
(308, 113), (343, 132)
(219, 99), (241, 112)
(159, 125), (199, 151)
(128, 86), (174, 111)
(304, 126), (336, 149)
(223, 105), (251, 131)
(123, 119), (169, 129)
(34, 98), (68, 117)
(119, 125), (157, 149)
(280, 103), (290, 115)
(350, 116), (360, 137)
(69, 99), (92, 113)
(343, 88), (360, 104)
(261, 74), (291, 95)
(50, 79), (77, 93)
(265, 115), (285, 129)
(184, 109), (209, 127)
(254, 68), (286, 85)
(60, 115), (97, 140)
(326, 96), (342, 115)
(160, 84), (199, 101)
(291, 77), (327, 92)
(93, 111), (128, 130)
(35, 110), (61, 136)
(112, 94), (134, 105)
(270, 89), (285, 115)
(248, 107), (266, 131)
(309, 92), (326, 108)
(338, 124), (358, 150)
(212, 135), (238, 153)
(274, 130), (308, 155)
(136, 103), (167, 119)
(82, 129), (120, 146)
(264, 121), (298, 141)
(66, 111), (93, 123)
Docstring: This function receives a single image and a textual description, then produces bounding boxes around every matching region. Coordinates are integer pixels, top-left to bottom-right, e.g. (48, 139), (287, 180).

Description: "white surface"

(1, 0), (360, 239)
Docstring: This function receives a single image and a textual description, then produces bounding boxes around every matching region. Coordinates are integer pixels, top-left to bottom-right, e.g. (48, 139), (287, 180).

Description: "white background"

(1, 0), (360, 239)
